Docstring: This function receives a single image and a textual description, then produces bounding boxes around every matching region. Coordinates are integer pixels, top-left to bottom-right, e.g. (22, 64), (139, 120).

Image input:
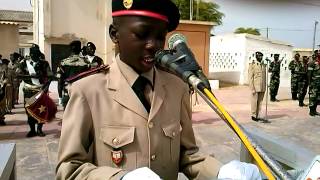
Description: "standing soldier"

(1, 59), (14, 114)
(268, 54), (281, 102)
(298, 56), (309, 107)
(85, 42), (104, 68)
(16, 44), (53, 137)
(289, 53), (302, 100)
(56, 40), (89, 109)
(248, 51), (269, 123)
(9, 52), (22, 107)
(308, 50), (320, 116)
(0, 59), (13, 125)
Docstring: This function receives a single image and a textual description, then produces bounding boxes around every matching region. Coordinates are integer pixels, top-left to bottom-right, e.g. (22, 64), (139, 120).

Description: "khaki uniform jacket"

(56, 60), (222, 180)
(248, 61), (267, 92)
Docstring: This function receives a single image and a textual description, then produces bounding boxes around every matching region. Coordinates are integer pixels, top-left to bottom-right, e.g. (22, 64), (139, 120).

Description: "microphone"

(155, 33), (211, 90)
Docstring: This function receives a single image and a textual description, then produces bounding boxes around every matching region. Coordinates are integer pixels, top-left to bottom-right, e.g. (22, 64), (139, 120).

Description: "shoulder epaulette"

(66, 65), (110, 83)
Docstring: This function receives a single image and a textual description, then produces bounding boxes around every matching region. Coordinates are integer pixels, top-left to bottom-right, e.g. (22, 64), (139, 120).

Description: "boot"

(309, 106), (320, 116)
(26, 120), (37, 138)
(251, 116), (259, 122)
(292, 93), (298, 100)
(0, 117), (6, 126)
(37, 123), (46, 137)
(257, 117), (271, 123)
(299, 100), (306, 107)
(270, 96), (276, 102)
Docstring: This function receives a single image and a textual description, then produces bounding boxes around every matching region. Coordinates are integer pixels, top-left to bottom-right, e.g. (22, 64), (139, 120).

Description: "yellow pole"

(203, 88), (275, 180)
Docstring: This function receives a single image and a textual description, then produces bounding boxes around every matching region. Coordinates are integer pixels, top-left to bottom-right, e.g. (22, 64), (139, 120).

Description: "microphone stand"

(155, 47), (292, 179)
(188, 75), (293, 180)
(265, 58), (270, 121)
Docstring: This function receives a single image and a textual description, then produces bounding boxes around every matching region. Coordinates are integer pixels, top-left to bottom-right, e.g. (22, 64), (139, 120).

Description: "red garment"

(25, 90), (57, 123)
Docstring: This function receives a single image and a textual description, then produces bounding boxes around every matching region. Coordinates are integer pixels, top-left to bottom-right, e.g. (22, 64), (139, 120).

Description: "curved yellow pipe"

(203, 88), (275, 180)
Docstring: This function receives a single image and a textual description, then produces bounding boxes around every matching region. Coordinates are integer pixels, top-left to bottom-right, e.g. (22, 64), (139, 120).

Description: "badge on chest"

(111, 149), (123, 165)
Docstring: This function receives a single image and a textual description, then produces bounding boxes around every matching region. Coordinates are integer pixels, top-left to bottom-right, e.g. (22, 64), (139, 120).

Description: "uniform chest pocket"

(99, 126), (135, 149)
(162, 123), (181, 162)
(99, 126), (136, 168)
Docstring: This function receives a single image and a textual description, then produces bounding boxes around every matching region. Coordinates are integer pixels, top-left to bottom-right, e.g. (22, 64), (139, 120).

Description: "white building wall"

(209, 34), (247, 85)
(209, 34), (293, 87)
(34, 0), (113, 65)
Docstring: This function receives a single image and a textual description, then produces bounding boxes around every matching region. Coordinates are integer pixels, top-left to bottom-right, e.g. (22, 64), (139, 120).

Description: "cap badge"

(123, 0), (133, 9)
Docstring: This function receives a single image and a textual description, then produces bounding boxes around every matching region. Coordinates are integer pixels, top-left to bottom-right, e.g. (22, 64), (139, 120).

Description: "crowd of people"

(0, 52), (23, 125)
(288, 50), (320, 116)
(0, 41), (104, 137)
(57, 41), (104, 109)
(249, 49), (320, 124)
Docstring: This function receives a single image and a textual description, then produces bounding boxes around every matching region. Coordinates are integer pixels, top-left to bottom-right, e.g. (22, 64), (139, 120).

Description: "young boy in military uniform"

(56, 0), (261, 179)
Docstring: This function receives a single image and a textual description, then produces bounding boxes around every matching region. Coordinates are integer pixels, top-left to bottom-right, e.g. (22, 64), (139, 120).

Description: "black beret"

(87, 42), (96, 50)
(30, 44), (41, 55)
(112, 0), (180, 32)
(1, 59), (10, 65)
(274, 54), (279, 57)
(30, 43), (40, 52)
(69, 40), (81, 48)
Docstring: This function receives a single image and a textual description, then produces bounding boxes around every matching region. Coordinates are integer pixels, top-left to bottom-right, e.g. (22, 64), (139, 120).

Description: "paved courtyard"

(0, 84), (319, 180)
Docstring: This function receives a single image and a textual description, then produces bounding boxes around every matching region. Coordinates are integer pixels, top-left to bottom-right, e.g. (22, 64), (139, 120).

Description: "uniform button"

(172, 132), (176, 137)
(112, 138), (120, 145)
(148, 122), (154, 129)
(151, 155), (156, 161)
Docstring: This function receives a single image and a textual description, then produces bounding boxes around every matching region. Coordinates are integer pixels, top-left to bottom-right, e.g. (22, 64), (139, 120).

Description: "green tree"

(234, 27), (261, 36)
(173, 0), (224, 25)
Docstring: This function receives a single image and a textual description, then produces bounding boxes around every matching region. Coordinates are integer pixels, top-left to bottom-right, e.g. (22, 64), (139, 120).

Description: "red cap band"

(112, 10), (169, 22)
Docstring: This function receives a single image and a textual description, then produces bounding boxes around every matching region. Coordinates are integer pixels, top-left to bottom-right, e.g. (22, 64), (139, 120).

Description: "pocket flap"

(162, 123), (180, 139)
(100, 126), (135, 149)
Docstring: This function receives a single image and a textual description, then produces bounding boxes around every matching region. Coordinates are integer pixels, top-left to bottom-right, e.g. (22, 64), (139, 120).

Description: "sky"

(0, 0), (32, 11)
(213, 0), (320, 48)
(0, 0), (319, 48)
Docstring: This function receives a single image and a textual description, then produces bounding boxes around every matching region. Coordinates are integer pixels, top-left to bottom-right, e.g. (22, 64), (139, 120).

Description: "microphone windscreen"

(168, 33), (187, 49)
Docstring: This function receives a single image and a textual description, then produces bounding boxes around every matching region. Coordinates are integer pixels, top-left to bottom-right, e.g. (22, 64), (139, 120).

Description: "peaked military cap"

(255, 51), (263, 56)
(112, 0), (180, 32)
(87, 42), (96, 50)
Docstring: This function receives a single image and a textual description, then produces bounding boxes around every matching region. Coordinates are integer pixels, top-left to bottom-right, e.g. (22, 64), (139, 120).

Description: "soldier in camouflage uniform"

(288, 53), (302, 100)
(297, 56), (309, 107)
(57, 40), (89, 109)
(308, 50), (320, 116)
(268, 54), (281, 102)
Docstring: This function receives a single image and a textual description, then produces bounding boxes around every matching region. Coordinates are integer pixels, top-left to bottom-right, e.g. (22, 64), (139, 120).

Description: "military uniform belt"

(24, 83), (42, 90)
